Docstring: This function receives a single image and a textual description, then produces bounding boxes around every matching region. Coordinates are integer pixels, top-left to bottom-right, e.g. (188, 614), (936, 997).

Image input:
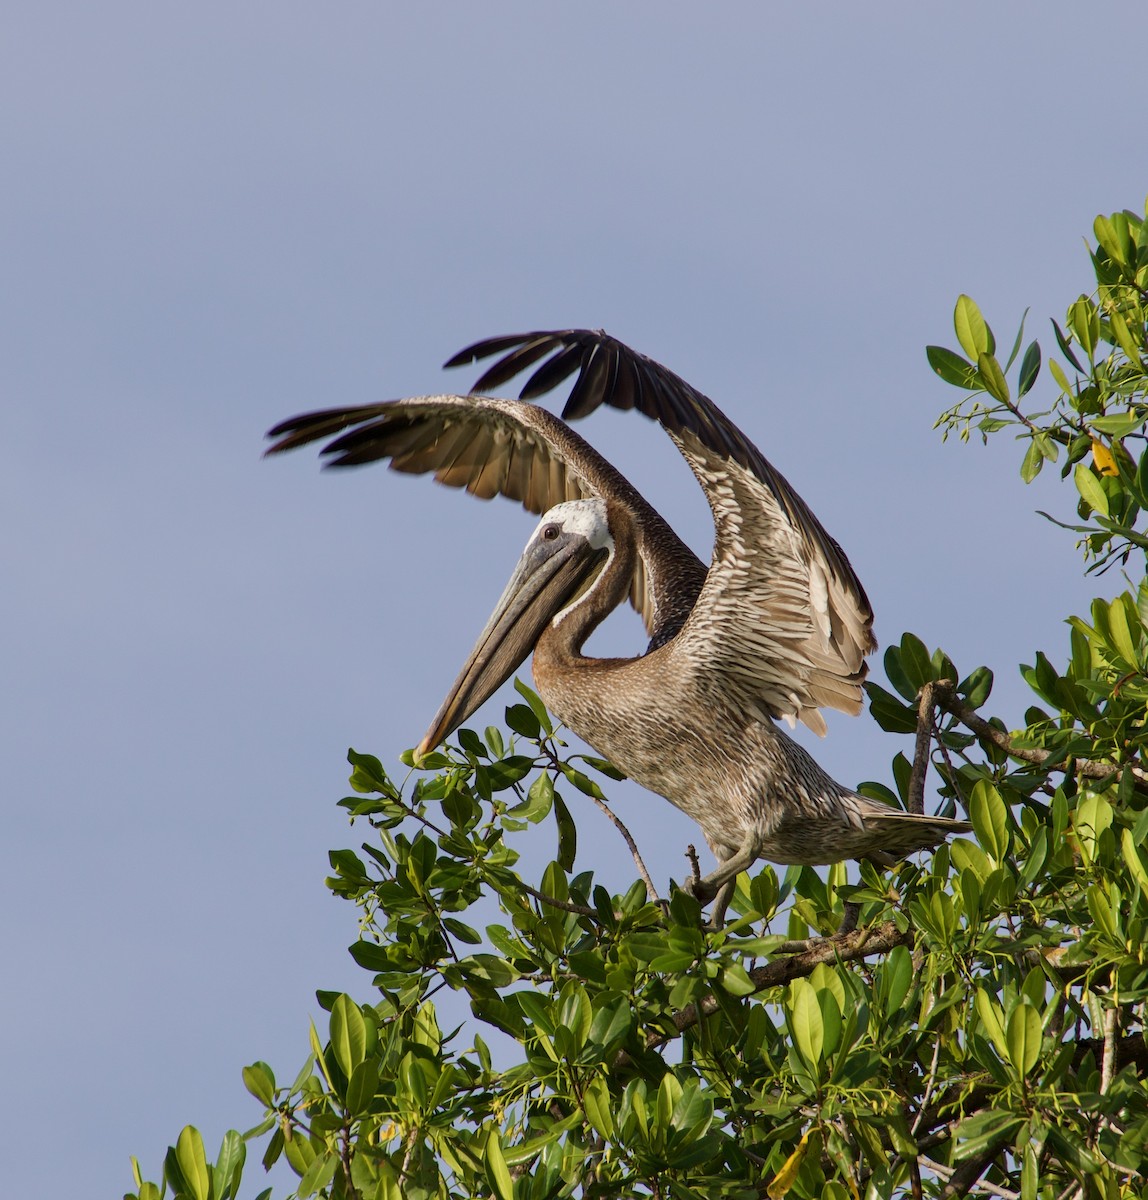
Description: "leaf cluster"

(930, 201), (1148, 575)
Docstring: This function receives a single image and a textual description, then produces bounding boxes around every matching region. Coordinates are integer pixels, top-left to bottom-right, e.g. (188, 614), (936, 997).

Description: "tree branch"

(516, 879), (598, 918)
(918, 1150), (1018, 1200)
(932, 681), (1148, 787)
(586, 791), (661, 902)
(909, 681), (939, 814)
(639, 920), (912, 1053)
(938, 1142), (1011, 1199)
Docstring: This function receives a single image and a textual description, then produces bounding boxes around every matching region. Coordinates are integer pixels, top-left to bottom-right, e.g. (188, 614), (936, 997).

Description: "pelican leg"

(706, 878), (738, 932)
(683, 830), (762, 929)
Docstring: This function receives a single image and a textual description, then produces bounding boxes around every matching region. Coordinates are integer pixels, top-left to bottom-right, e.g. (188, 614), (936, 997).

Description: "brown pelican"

(267, 330), (970, 906)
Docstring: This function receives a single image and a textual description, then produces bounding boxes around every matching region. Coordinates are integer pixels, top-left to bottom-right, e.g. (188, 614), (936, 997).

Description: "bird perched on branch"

(267, 329), (970, 910)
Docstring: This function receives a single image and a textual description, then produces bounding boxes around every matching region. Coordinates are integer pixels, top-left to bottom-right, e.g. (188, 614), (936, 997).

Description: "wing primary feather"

(563, 342), (613, 420)
(443, 333), (543, 369)
(519, 342), (585, 400)
(468, 338), (556, 394)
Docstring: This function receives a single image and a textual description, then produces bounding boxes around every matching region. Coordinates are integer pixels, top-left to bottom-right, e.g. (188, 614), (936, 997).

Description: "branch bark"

(910, 681), (940, 814)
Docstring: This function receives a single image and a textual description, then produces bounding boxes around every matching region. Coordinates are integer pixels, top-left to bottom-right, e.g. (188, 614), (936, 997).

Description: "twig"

(912, 1035), (944, 1136)
(517, 879), (599, 918)
(685, 844), (702, 886)
(587, 791), (661, 902)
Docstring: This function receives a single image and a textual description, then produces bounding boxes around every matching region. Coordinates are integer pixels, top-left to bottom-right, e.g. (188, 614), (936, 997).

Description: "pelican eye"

(541, 523), (561, 542)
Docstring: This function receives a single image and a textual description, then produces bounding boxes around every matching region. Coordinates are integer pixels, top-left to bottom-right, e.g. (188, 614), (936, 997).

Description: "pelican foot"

(679, 834), (763, 930)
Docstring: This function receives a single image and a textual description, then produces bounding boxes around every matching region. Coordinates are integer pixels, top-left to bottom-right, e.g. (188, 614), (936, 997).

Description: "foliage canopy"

(131, 201), (1148, 1200)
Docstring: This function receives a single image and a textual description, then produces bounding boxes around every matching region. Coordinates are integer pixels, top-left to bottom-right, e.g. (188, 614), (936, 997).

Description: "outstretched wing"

(670, 428), (870, 735)
(265, 394), (705, 642)
(448, 330), (876, 731)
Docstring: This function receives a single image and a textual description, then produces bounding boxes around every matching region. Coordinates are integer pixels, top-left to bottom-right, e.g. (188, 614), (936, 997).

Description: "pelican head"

(416, 499), (613, 756)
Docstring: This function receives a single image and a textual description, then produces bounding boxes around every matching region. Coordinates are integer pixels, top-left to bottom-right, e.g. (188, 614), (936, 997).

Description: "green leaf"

(330, 994), (367, 1078)
(1094, 214), (1127, 267)
(297, 1152), (338, 1198)
(973, 989), (1009, 1061)
(485, 1130), (515, 1200)
(345, 1060), (380, 1115)
(1051, 317), (1085, 372)
(514, 677), (553, 734)
(1109, 309), (1142, 362)
(1017, 340), (1041, 397)
(1006, 1004), (1041, 1076)
(1090, 410), (1147, 436)
(504, 703), (541, 739)
(926, 345), (979, 389)
(1004, 308), (1029, 370)
(899, 632), (934, 691)
(458, 727), (487, 758)
(1070, 296), (1099, 356)
(953, 1109), (1023, 1160)
(955, 295), (992, 358)
(1073, 463), (1110, 517)
(512, 770), (553, 823)
(1048, 358), (1074, 397)
(789, 978), (824, 1065)
(175, 1127), (210, 1200)
(865, 681), (918, 734)
(977, 352), (1009, 404)
(242, 1062), (276, 1107)
(1122, 827), (1148, 894)
(969, 780), (1008, 861)
(1020, 440), (1043, 483)
(558, 762), (605, 799)
(582, 1076), (616, 1139)
(553, 791), (577, 870)
(958, 665), (993, 708)
(1106, 594), (1140, 665)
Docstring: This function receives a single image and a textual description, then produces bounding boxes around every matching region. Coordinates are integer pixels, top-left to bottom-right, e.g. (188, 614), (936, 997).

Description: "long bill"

(416, 534), (607, 757)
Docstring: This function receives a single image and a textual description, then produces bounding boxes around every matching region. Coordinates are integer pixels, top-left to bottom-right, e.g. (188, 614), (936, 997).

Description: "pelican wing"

(265, 394), (705, 642)
(671, 428), (872, 733)
(449, 329), (876, 729)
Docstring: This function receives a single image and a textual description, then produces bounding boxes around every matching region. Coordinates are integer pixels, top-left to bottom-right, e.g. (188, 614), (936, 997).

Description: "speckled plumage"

(531, 502), (965, 866)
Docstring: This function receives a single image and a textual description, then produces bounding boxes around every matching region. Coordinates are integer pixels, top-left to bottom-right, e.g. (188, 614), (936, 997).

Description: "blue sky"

(3, 4), (1144, 1194)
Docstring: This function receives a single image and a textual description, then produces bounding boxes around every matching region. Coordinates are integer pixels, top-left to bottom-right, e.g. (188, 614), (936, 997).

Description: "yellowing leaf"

(767, 1131), (810, 1198)
(1091, 441), (1119, 476)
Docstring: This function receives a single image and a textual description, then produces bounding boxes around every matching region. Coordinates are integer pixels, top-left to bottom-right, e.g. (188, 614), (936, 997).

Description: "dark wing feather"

(447, 329), (876, 724)
(266, 395), (705, 642)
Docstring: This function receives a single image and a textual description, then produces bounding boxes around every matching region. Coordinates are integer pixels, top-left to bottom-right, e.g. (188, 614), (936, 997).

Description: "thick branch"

(938, 1151), (1008, 1200)
(909, 681), (940, 814)
(641, 920), (912, 1052)
(920, 1146), (1017, 1200)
